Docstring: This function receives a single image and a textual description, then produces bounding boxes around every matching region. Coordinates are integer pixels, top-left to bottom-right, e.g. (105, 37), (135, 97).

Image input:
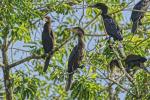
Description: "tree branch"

(106, 77), (136, 96)
(112, 47), (134, 83)
(8, 36), (74, 69)
(0, 63), (4, 67)
(8, 54), (43, 69)
(133, 37), (150, 49)
(85, 34), (106, 37)
(2, 37), (12, 100)
(78, 0), (85, 26)
(8, 48), (30, 52)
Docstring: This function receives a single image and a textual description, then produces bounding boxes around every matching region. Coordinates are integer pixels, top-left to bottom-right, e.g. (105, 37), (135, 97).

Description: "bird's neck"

(101, 12), (107, 15)
(101, 8), (108, 15)
(101, 14), (110, 19)
(44, 22), (51, 32)
(47, 22), (51, 28)
(78, 37), (84, 48)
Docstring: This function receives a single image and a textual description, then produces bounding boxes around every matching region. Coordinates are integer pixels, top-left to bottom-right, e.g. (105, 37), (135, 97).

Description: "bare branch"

(124, 9), (150, 13)
(85, 34), (106, 37)
(8, 36), (74, 69)
(106, 78), (136, 96)
(8, 54), (43, 69)
(8, 48), (30, 52)
(79, 0), (85, 26)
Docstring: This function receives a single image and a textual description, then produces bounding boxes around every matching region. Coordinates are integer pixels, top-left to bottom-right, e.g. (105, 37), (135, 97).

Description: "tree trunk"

(2, 38), (12, 100)
(108, 82), (114, 100)
(2, 67), (12, 100)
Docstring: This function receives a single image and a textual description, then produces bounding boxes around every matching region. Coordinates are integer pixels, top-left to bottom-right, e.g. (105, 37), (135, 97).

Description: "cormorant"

(89, 3), (123, 41)
(66, 27), (85, 91)
(109, 59), (123, 78)
(42, 16), (54, 72)
(131, 0), (150, 33)
(109, 59), (120, 72)
(125, 54), (148, 73)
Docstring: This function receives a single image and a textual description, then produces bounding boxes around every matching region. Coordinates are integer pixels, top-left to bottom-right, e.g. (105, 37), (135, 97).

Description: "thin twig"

(85, 34), (106, 37)
(8, 48), (30, 52)
(133, 37), (150, 49)
(106, 78), (136, 96)
(79, 0), (85, 26)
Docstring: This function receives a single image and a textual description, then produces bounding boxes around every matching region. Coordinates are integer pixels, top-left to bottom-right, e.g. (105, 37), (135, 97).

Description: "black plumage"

(109, 59), (123, 79)
(90, 3), (123, 41)
(66, 27), (85, 91)
(42, 16), (54, 72)
(125, 54), (148, 73)
(109, 59), (120, 71)
(131, 0), (150, 33)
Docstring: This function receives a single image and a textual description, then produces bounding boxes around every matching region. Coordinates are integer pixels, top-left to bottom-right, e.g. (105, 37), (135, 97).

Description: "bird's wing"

(49, 30), (54, 39)
(125, 55), (146, 63)
(68, 45), (78, 72)
(131, 0), (149, 22)
(125, 55), (139, 62)
(133, 1), (143, 10)
(42, 30), (54, 53)
(104, 16), (122, 40)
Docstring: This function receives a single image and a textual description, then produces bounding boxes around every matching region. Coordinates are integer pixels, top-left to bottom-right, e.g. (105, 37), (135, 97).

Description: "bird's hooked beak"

(43, 17), (47, 22)
(43, 16), (54, 23)
(43, 17), (49, 22)
(67, 27), (84, 37)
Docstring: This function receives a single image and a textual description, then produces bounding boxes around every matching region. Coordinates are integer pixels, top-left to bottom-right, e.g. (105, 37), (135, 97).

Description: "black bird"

(42, 16), (54, 72)
(125, 54), (149, 74)
(131, 0), (150, 33)
(109, 59), (123, 78)
(66, 27), (85, 91)
(89, 3), (123, 41)
(109, 59), (120, 72)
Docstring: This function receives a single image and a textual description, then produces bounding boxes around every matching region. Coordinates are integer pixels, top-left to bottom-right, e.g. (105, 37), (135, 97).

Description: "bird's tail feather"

(131, 22), (138, 33)
(43, 56), (51, 72)
(65, 74), (73, 91)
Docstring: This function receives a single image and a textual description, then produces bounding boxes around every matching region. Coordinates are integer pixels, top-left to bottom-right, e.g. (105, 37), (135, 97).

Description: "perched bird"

(89, 3), (123, 41)
(125, 54), (149, 74)
(66, 27), (85, 91)
(131, 0), (150, 33)
(109, 59), (120, 72)
(109, 59), (122, 79)
(42, 16), (54, 72)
